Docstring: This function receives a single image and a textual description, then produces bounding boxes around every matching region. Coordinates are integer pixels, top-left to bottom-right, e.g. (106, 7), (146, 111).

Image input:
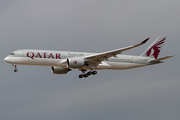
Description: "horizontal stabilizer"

(148, 55), (174, 63)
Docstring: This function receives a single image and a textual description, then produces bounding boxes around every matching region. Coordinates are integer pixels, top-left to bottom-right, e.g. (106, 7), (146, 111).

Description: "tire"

(83, 74), (88, 78)
(87, 71), (92, 75)
(92, 71), (97, 75)
(79, 74), (84, 78)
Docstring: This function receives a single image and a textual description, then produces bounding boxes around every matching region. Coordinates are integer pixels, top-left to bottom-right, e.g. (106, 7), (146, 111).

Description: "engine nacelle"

(67, 57), (85, 68)
(51, 66), (71, 74)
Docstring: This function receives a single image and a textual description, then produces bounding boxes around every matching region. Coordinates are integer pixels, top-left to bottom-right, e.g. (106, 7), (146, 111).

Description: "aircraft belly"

(97, 62), (145, 70)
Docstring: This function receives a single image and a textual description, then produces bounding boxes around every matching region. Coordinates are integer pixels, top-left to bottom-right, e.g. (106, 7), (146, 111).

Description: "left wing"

(84, 38), (149, 67)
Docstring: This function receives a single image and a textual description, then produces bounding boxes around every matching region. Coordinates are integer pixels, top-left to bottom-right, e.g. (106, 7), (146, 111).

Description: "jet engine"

(51, 66), (71, 74)
(67, 57), (85, 68)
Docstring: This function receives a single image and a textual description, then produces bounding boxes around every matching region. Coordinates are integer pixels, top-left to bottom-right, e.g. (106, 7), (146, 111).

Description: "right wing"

(84, 38), (149, 67)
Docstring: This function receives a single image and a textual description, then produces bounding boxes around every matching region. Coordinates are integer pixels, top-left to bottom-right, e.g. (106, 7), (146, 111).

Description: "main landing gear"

(12, 64), (18, 72)
(79, 71), (97, 78)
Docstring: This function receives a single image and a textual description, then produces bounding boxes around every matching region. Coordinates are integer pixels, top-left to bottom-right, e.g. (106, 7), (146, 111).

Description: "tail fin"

(141, 36), (166, 59)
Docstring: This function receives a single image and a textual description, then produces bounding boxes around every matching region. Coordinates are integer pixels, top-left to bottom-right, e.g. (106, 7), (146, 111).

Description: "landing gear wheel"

(12, 64), (18, 72)
(92, 71), (97, 75)
(79, 70), (97, 78)
(83, 74), (88, 78)
(87, 71), (92, 75)
(14, 69), (18, 72)
(79, 74), (84, 78)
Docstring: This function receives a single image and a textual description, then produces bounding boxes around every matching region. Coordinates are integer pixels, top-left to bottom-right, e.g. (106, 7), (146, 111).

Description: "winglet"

(134, 38), (149, 48)
(141, 38), (150, 44)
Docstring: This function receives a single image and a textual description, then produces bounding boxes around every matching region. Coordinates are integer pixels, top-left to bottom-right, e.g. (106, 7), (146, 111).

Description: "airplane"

(4, 36), (174, 78)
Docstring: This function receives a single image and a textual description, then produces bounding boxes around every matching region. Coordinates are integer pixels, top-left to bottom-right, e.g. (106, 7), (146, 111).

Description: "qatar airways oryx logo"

(146, 39), (165, 59)
(74, 60), (78, 64)
(27, 52), (61, 59)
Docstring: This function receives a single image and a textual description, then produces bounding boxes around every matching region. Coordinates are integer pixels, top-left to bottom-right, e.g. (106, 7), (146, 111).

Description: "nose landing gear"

(12, 64), (18, 72)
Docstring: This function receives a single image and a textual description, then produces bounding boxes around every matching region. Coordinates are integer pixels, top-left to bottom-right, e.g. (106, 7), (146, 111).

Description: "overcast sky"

(0, 0), (179, 120)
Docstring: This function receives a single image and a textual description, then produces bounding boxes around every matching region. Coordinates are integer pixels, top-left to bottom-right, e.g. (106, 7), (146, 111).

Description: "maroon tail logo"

(146, 39), (165, 59)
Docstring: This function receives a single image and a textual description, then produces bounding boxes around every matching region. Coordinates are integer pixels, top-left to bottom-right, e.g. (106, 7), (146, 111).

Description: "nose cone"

(4, 57), (10, 63)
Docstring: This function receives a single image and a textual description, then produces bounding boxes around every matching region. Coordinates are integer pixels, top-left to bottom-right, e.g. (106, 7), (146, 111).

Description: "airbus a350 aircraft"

(4, 36), (173, 78)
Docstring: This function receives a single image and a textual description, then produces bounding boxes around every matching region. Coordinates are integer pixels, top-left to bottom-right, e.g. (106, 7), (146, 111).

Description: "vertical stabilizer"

(141, 36), (166, 59)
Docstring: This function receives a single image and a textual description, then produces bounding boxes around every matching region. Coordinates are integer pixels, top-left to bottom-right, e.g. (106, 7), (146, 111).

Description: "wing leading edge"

(84, 38), (149, 67)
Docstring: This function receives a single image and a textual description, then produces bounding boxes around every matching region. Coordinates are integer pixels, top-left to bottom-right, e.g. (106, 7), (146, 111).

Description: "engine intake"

(51, 66), (71, 74)
(67, 58), (85, 68)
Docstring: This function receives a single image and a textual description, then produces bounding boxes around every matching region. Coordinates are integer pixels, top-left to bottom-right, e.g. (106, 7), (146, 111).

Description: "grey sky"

(0, 0), (179, 120)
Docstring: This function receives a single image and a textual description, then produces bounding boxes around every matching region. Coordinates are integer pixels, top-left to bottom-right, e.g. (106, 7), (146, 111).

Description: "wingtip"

(141, 38), (150, 44)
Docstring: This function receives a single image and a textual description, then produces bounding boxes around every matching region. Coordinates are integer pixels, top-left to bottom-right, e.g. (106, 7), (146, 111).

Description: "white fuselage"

(4, 37), (173, 78)
(4, 49), (153, 70)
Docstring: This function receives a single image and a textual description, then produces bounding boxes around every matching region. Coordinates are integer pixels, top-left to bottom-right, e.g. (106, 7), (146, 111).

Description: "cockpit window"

(10, 53), (15, 55)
